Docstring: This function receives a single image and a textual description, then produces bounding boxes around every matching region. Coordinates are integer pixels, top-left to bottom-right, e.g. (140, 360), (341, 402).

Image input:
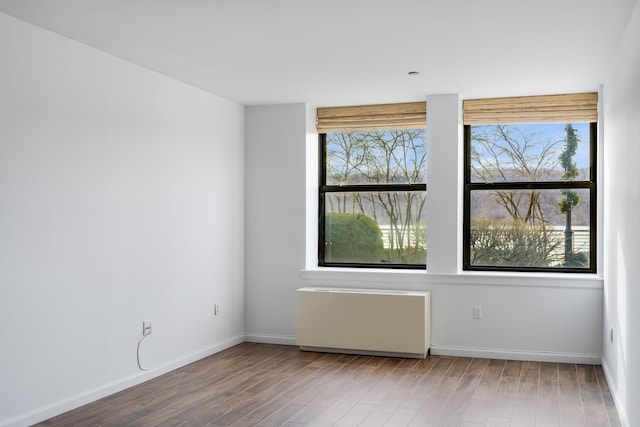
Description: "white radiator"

(295, 287), (431, 358)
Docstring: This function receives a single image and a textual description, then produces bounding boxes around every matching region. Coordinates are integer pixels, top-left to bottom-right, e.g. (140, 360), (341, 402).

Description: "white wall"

(602, 1), (640, 425)
(244, 104), (307, 342)
(0, 13), (245, 427)
(425, 94), (463, 273)
(245, 97), (604, 364)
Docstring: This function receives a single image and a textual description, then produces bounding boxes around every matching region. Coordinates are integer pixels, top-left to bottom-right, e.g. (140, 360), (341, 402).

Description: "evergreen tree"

(558, 124), (580, 263)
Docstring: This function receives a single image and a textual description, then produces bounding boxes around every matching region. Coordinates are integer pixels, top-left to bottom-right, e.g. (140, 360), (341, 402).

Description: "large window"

(463, 93), (597, 273)
(317, 103), (427, 269)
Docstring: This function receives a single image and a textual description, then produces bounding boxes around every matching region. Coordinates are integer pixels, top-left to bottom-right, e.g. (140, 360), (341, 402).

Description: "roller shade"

(317, 102), (426, 133)
(463, 92), (598, 125)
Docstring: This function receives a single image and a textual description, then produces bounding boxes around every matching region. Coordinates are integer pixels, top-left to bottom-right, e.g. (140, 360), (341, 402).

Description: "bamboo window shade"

(316, 102), (426, 133)
(463, 92), (598, 125)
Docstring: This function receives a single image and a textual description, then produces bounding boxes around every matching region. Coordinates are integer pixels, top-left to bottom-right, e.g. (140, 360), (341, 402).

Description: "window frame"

(462, 122), (597, 273)
(318, 132), (427, 270)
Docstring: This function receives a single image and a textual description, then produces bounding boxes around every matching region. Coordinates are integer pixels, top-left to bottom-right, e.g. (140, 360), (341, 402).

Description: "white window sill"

(300, 267), (603, 290)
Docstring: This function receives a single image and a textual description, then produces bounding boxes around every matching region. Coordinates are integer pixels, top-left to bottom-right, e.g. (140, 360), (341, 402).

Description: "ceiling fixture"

(408, 71), (420, 76)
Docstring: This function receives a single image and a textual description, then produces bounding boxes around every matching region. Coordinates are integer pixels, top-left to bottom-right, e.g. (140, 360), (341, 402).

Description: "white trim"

(241, 335), (604, 366)
(300, 268), (603, 290)
(430, 345), (602, 364)
(0, 335), (245, 427)
(601, 357), (630, 427)
(244, 334), (297, 346)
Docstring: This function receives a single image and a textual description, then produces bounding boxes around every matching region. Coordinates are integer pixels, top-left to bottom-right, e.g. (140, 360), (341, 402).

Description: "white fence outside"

(378, 224), (589, 260)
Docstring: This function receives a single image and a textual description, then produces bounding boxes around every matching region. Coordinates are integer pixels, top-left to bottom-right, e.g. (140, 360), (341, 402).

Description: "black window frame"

(318, 132), (427, 270)
(463, 122), (597, 273)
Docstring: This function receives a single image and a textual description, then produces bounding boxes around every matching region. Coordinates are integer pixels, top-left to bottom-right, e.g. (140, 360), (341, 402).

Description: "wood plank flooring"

(37, 343), (621, 427)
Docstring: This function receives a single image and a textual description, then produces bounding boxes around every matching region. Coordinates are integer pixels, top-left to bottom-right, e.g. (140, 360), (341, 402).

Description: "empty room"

(1, 1), (639, 426)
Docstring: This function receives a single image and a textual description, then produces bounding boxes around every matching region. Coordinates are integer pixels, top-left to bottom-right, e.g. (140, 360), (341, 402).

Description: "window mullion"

(467, 181), (593, 191)
(321, 184), (427, 193)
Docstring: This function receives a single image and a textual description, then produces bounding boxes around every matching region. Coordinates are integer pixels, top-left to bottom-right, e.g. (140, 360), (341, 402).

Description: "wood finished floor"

(37, 343), (621, 427)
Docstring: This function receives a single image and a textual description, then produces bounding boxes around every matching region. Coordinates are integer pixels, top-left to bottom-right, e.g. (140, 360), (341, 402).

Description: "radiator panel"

(295, 287), (431, 358)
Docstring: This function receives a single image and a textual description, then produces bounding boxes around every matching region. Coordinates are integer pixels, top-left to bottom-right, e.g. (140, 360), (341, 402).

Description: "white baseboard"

(0, 335), (245, 427)
(430, 345), (602, 364)
(601, 357), (629, 427)
(242, 338), (602, 365)
(244, 333), (296, 346)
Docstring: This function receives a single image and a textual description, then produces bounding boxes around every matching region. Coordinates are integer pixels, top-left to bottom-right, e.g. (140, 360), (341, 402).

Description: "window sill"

(300, 267), (602, 290)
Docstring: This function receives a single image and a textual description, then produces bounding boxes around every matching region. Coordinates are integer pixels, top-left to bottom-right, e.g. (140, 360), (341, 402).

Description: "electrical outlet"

(473, 306), (482, 319)
(143, 320), (152, 336)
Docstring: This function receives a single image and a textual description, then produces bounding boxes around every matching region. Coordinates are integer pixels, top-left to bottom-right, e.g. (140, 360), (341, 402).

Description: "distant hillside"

(470, 189), (590, 227)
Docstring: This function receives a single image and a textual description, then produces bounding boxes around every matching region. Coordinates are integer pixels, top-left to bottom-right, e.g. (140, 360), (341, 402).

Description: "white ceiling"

(0, 0), (637, 107)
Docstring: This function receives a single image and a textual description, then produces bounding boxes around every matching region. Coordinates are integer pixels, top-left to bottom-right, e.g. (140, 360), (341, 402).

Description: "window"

(317, 102), (427, 269)
(463, 93), (597, 272)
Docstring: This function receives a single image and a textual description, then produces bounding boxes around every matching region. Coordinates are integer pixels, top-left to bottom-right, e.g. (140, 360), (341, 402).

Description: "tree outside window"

(465, 122), (595, 272)
(320, 129), (426, 268)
